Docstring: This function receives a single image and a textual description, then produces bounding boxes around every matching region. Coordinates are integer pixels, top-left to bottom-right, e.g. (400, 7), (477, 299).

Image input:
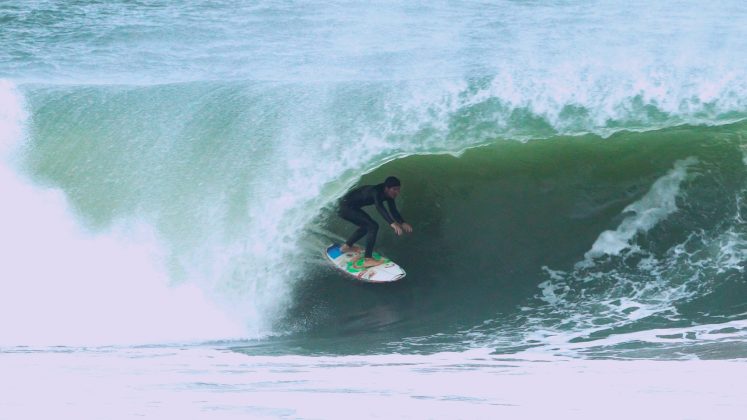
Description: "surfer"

(338, 176), (413, 267)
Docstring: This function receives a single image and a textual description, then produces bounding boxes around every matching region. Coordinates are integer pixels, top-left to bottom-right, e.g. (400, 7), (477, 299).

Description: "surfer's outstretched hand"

(391, 223), (413, 235)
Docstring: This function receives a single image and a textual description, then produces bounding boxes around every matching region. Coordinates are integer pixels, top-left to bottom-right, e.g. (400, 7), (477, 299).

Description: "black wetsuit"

(338, 183), (405, 258)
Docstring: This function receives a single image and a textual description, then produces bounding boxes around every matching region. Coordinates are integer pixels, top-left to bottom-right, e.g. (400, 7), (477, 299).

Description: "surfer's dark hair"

(384, 176), (401, 188)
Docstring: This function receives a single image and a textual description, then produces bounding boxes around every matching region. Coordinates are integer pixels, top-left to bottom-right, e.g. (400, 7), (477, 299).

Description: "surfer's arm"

(386, 199), (405, 224)
(374, 194), (396, 225)
(388, 200), (412, 233)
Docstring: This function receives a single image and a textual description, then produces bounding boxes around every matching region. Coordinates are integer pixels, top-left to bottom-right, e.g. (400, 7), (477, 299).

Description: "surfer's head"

(384, 176), (401, 198)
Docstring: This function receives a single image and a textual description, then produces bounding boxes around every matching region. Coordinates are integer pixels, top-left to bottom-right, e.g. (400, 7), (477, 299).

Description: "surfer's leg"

(362, 218), (379, 258)
(339, 207), (379, 258)
(339, 207), (370, 251)
(344, 226), (367, 250)
(349, 210), (378, 258)
(354, 213), (383, 267)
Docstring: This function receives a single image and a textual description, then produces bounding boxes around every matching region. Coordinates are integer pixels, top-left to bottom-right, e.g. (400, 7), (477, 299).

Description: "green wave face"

(10, 77), (747, 356)
(290, 123), (747, 356)
(4, 0), (747, 354)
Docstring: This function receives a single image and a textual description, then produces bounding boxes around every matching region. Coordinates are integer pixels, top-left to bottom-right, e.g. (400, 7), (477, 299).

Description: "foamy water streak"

(487, 152), (747, 358)
(584, 157), (698, 261)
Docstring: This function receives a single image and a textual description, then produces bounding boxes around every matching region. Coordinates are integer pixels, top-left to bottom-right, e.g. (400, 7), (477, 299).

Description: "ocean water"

(2, 1), (747, 418)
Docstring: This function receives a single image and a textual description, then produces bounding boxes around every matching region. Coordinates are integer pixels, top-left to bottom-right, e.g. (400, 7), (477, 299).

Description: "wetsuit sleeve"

(386, 199), (405, 224)
(374, 192), (396, 224)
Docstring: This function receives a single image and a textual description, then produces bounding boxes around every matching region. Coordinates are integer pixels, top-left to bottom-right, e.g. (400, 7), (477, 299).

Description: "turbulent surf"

(2, 1), (747, 360)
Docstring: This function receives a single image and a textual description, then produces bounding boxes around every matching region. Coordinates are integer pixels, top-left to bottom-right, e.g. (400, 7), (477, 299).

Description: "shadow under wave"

(275, 122), (747, 355)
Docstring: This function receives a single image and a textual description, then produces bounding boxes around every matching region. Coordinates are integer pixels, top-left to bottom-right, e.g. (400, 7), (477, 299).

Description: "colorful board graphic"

(324, 244), (406, 283)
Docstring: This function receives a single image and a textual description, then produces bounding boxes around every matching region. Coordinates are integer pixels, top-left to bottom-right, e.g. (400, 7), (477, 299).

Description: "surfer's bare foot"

(340, 244), (361, 253)
(362, 257), (382, 268)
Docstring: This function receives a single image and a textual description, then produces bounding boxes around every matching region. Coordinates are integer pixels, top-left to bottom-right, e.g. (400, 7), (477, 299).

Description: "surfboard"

(324, 244), (406, 283)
